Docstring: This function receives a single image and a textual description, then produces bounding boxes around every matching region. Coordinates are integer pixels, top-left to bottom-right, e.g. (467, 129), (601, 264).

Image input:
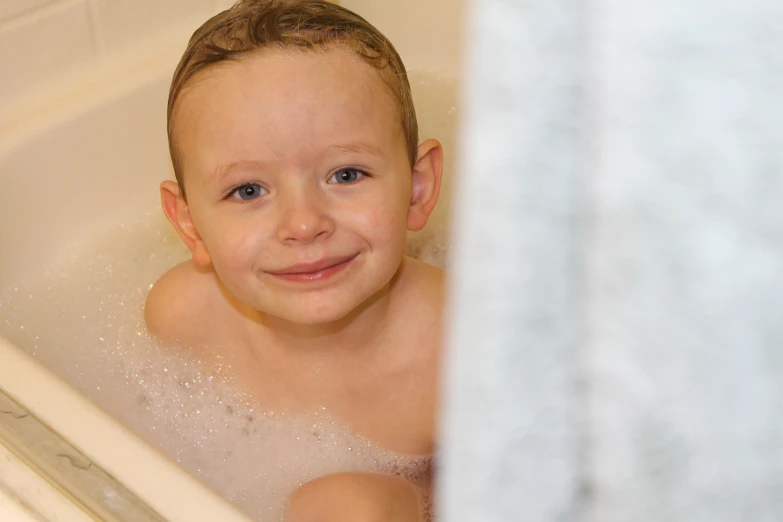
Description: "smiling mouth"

(267, 254), (359, 282)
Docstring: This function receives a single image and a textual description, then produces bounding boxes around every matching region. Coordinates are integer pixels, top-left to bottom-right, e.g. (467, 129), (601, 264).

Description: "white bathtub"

(0, 22), (252, 521)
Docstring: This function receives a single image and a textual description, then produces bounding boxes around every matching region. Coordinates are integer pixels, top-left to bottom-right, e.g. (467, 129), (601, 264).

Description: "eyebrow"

(327, 142), (385, 157)
(210, 142), (383, 183)
(211, 159), (267, 183)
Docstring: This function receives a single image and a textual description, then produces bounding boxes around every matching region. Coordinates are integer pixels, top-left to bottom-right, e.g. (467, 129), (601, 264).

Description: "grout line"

(84, 0), (106, 60)
(0, 0), (59, 25)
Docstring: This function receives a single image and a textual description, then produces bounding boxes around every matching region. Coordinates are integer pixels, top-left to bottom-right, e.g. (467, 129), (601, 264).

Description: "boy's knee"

(286, 472), (423, 522)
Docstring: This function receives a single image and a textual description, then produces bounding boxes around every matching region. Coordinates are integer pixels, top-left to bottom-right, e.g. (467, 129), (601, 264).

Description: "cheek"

(199, 214), (271, 272)
(347, 193), (409, 245)
(380, 179), (413, 230)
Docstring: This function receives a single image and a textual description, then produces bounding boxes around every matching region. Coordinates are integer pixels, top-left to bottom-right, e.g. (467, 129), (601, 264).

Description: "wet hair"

(167, 0), (418, 199)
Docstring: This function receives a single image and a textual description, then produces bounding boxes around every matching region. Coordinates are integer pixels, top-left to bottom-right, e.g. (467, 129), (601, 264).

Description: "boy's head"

(168, 0), (417, 197)
(161, 0), (442, 326)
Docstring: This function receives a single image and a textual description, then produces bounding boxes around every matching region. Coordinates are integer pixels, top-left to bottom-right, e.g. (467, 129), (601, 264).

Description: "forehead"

(173, 47), (403, 176)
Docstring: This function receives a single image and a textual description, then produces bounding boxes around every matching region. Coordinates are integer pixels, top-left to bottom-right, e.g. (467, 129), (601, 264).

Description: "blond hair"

(167, 0), (418, 198)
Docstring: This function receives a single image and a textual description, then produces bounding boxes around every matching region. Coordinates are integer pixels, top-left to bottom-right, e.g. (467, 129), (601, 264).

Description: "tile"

(0, 0), (96, 109)
(90, 0), (216, 52)
(0, 0), (58, 23)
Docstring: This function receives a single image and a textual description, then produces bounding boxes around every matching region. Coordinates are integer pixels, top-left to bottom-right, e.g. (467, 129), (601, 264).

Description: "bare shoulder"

(395, 257), (446, 357)
(399, 256), (446, 313)
(375, 258), (445, 452)
(144, 260), (224, 346)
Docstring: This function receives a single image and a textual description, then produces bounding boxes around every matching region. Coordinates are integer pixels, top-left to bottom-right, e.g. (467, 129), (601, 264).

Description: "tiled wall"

(0, 0), (230, 114)
(0, 0), (462, 119)
(0, 0), (461, 118)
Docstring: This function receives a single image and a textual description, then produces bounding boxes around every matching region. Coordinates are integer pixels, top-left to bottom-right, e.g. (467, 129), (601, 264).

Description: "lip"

(267, 254), (359, 282)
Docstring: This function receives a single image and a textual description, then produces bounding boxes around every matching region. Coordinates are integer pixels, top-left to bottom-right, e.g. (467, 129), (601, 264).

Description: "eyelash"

(224, 183), (268, 201)
(222, 168), (371, 201)
(328, 167), (370, 184)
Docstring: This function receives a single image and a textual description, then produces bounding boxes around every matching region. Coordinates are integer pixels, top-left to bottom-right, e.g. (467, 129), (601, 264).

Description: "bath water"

(0, 205), (450, 521)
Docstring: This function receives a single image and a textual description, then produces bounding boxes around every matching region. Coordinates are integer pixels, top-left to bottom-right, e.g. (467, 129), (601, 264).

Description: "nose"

(276, 187), (335, 244)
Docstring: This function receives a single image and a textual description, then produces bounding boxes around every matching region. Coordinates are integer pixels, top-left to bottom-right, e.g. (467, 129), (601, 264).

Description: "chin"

(273, 301), (360, 326)
(268, 283), (387, 326)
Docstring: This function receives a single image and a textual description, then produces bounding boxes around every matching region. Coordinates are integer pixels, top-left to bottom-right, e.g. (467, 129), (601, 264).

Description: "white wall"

(0, 0), (228, 118)
(0, 0), (463, 141)
(0, 0), (464, 113)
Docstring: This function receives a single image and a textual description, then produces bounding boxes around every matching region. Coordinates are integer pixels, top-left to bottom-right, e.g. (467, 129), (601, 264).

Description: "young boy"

(145, 0), (444, 519)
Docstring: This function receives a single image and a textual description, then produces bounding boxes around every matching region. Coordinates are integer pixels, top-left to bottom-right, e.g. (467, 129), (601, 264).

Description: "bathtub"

(0, 4), (459, 519)
(0, 21), (253, 521)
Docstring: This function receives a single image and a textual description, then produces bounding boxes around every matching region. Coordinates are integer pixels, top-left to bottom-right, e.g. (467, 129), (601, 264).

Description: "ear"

(160, 180), (212, 266)
(407, 138), (444, 232)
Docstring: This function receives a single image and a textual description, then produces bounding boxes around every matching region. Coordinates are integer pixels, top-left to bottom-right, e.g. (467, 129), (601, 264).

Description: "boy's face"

(171, 47), (418, 325)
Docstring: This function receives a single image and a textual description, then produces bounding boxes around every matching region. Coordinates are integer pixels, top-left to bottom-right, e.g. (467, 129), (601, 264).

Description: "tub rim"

(0, 336), (251, 521)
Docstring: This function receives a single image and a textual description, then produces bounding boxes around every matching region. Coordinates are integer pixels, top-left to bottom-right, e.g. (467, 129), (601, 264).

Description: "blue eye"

(329, 168), (365, 184)
(230, 183), (267, 201)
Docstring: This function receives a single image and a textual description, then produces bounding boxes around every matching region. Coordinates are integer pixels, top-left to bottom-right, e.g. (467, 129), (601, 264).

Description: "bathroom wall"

(0, 0), (463, 115)
(0, 0), (238, 119)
